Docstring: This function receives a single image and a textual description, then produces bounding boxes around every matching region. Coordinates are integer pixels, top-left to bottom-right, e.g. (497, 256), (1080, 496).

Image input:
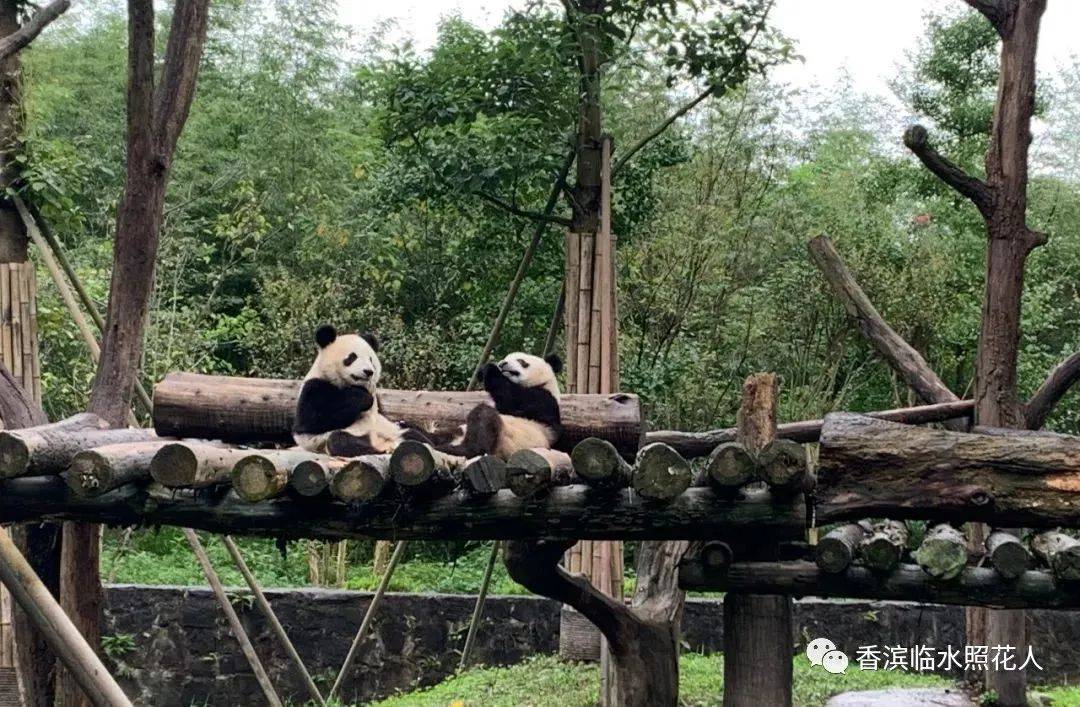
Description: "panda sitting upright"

(437, 352), (563, 459)
(293, 324), (428, 456)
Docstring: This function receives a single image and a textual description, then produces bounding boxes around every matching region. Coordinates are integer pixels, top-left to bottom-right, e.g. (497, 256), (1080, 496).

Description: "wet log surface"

(817, 413), (1080, 527)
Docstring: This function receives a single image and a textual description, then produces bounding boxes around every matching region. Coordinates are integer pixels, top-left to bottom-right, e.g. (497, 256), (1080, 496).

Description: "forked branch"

(0, 0), (70, 61)
(904, 125), (994, 217)
(1025, 352), (1080, 430)
(504, 539), (633, 646)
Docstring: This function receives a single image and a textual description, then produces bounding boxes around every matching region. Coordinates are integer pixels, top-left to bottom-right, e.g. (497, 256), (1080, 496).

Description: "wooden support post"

(723, 373), (793, 707)
(0, 530), (130, 707)
(330, 540), (405, 701)
(220, 536), (325, 706)
(183, 529), (282, 707)
(458, 541), (500, 672)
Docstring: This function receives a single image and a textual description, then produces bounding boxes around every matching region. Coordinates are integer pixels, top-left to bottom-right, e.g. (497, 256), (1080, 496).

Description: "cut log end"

(914, 524), (968, 581)
(632, 443), (691, 501)
(986, 533), (1034, 580)
(149, 443), (198, 487)
(390, 440), (435, 486)
(570, 437), (627, 486)
(66, 451), (107, 496)
(704, 442), (754, 490)
(231, 455), (287, 503)
(506, 449), (552, 498)
(699, 541), (734, 572)
(330, 459), (389, 503)
(815, 523), (868, 574)
(462, 456), (507, 495)
(290, 459), (332, 497)
(0, 434), (29, 479)
(757, 438), (808, 491)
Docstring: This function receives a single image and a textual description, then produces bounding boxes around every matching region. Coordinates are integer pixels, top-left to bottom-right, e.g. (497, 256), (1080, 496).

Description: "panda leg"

(437, 405), (502, 457)
(326, 431), (382, 457)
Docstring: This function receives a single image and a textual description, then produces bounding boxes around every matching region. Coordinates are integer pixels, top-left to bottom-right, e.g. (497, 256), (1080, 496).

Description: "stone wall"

(102, 586), (1079, 705)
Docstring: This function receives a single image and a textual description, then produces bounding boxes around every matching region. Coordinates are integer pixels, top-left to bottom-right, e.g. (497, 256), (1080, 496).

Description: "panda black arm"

(484, 371), (560, 428)
(293, 379), (374, 435)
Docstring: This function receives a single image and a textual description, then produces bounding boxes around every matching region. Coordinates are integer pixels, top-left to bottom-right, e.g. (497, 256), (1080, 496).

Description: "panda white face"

(498, 352), (562, 396)
(308, 325), (382, 391)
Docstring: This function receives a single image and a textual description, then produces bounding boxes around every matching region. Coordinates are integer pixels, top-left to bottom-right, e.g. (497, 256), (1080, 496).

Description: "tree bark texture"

(817, 413), (1080, 527)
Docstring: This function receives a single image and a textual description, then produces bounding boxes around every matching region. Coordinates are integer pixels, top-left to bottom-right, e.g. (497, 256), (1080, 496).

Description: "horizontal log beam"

(0, 477), (807, 542)
(0, 414), (159, 478)
(817, 413), (1080, 527)
(153, 373), (644, 456)
(646, 400), (974, 459)
(678, 560), (1080, 609)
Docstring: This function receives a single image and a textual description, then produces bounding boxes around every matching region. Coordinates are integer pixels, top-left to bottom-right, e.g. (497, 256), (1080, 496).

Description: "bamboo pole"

(13, 196), (151, 419)
(0, 530), (131, 707)
(329, 540), (406, 700)
(220, 536), (325, 706)
(183, 529), (282, 707)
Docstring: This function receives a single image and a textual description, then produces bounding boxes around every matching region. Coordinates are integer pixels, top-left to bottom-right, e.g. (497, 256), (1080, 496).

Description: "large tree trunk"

(905, 3), (1047, 703)
(970, 4), (1045, 704)
(59, 2), (210, 705)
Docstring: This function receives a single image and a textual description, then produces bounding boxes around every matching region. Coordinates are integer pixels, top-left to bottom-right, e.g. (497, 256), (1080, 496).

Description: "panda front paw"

(480, 362), (503, 386)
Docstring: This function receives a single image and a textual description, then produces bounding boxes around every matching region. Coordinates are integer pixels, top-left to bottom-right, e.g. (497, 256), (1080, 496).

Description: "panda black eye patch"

(518, 359), (530, 368)
(343, 353), (358, 366)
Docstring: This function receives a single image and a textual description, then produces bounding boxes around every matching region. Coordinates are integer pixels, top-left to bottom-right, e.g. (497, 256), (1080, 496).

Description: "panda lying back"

(437, 352), (563, 459)
(292, 325), (427, 455)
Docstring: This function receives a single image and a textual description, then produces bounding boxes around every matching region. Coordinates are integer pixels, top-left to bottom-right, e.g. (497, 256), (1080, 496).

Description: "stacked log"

(860, 521), (909, 573)
(913, 524), (967, 581)
(814, 523), (869, 574)
(505, 449), (574, 498)
(152, 373), (645, 456)
(66, 441), (173, 497)
(817, 413), (1080, 527)
(0, 414), (158, 478)
(679, 560), (1080, 609)
(986, 532), (1033, 580)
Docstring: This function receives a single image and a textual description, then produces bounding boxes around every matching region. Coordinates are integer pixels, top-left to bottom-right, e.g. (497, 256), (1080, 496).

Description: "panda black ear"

(361, 332), (380, 353)
(315, 325), (337, 349)
(544, 353), (563, 375)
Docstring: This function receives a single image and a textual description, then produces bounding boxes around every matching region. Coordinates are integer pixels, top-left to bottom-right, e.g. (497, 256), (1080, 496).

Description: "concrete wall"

(102, 585), (1080, 705)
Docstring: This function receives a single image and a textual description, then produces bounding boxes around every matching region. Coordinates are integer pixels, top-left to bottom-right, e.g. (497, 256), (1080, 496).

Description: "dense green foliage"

(370, 653), (951, 706)
(18, 1), (1080, 587)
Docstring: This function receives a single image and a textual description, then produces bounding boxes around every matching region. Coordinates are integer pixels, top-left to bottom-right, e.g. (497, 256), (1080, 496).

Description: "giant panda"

(292, 324), (428, 456)
(436, 351), (563, 459)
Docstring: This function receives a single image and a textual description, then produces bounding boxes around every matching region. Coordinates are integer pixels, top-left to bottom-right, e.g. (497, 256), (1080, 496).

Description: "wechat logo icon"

(807, 637), (849, 675)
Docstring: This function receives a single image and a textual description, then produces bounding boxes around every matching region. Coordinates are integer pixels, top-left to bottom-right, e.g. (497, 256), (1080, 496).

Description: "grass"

(101, 528), (530, 593)
(370, 653), (953, 707)
(1044, 687), (1080, 706)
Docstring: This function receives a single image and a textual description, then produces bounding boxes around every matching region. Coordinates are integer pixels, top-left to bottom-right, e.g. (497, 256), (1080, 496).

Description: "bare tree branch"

(808, 235), (966, 430)
(0, 0), (70, 61)
(611, 0), (776, 178)
(152, 0), (212, 158)
(1025, 352), (1080, 430)
(612, 85), (713, 178)
(475, 190), (573, 228)
(904, 125), (995, 217)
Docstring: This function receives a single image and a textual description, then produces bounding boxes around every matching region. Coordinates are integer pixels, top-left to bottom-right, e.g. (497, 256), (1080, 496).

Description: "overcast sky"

(338, 0), (1080, 99)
